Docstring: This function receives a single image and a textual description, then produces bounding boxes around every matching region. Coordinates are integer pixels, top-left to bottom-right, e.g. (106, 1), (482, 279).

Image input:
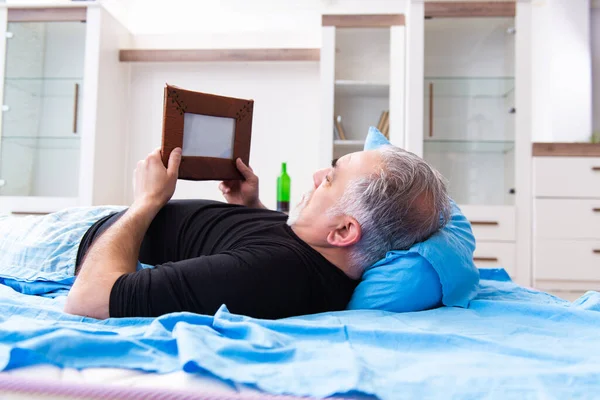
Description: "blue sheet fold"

(0, 270), (599, 400)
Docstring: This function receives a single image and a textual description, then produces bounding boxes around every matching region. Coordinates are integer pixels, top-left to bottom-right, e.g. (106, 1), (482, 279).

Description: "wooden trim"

(161, 84), (253, 181)
(322, 14), (405, 27)
(532, 143), (600, 157)
(474, 257), (499, 262)
(119, 48), (320, 63)
(425, 2), (515, 18)
(7, 7), (86, 22)
(470, 221), (499, 226)
(428, 82), (433, 137)
(11, 211), (50, 215)
(73, 83), (79, 134)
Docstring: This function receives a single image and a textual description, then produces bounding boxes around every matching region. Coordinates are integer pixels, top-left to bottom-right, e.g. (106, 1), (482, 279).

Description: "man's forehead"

(338, 151), (380, 173)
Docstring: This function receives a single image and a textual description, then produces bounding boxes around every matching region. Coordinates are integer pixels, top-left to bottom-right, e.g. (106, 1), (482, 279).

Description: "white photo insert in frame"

(182, 113), (236, 159)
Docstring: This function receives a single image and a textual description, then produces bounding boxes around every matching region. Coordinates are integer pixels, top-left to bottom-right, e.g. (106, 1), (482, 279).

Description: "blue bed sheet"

(1, 269), (599, 400)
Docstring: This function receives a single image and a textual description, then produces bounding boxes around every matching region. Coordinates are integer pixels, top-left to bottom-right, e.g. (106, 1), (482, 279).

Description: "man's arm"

(64, 147), (181, 319)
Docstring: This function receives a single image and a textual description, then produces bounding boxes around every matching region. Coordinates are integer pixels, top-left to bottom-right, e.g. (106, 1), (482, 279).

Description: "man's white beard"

(286, 188), (314, 227)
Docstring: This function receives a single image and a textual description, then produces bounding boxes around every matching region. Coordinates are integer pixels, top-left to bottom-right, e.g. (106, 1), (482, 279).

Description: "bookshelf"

(320, 15), (405, 165)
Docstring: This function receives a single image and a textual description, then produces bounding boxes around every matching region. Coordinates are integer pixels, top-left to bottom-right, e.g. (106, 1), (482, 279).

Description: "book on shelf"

(377, 110), (390, 139)
(376, 111), (386, 131)
(334, 115), (347, 140)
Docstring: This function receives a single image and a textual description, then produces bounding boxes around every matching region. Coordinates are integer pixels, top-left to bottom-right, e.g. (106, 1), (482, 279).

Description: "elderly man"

(18, 143), (449, 320)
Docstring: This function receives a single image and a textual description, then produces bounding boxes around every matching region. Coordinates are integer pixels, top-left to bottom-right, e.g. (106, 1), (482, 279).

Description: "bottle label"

(277, 201), (290, 213)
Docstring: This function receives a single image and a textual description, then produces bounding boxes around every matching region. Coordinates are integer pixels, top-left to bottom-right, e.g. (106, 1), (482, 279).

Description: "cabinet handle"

(11, 211), (50, 216)
(594, 208), (600, 213)
(474, 257), (499, 262)
(73, 83), (79, 134)
(470, 221), (499, 226)
(594, 250), (600, 254)
(429, 82), (433, 138)
(593, 167), (600, 172)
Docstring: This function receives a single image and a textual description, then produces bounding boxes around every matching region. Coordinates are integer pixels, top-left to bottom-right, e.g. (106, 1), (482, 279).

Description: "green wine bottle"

(277, 162), (291, 213)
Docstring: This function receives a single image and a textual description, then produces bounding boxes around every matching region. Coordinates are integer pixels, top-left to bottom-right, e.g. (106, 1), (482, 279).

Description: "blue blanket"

(1, 269), (599, 400)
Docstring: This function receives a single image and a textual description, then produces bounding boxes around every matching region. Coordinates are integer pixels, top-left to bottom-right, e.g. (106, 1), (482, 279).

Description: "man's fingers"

(236, 158), (255, 180)
(220, 180), (238, 193)
(219, 182), (230, 194)
(167, 147), (182, 176)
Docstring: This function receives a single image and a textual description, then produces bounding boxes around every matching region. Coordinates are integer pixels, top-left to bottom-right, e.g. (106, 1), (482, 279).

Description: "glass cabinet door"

(0, 21), (86, 197)
(423, 17), (515, 206)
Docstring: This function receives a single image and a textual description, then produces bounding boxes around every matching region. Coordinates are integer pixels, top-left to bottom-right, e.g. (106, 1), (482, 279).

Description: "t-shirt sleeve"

(109, 245), (311, 319)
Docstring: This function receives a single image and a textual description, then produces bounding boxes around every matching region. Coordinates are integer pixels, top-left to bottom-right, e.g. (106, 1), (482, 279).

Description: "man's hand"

(134, 147), (181, 209)
(219, 158), (264, 209)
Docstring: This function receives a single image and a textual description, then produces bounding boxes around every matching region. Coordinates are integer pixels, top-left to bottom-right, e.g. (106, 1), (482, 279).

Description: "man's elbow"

(63, 287), (110, 320)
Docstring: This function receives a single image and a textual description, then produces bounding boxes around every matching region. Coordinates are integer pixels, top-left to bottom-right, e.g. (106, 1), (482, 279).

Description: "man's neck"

(291, 225), (361, 280)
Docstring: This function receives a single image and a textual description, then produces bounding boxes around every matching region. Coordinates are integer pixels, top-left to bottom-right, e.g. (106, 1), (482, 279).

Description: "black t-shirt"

(76, 200), (358, 319)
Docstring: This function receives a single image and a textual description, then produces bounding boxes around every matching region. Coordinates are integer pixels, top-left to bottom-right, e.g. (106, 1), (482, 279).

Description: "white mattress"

(1, 365), (258, 398)
(1, 365), (374, 399)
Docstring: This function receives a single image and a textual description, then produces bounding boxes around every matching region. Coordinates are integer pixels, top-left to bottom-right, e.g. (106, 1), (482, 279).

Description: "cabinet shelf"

(4, 77), (82, 99)
(1, 136), (80, 150)
(424, 77), (514, 98)
(333, 139), (365, 147)
(1, 136), (80, 139)
(4, 77), (83, 81)
(424, 139), (515, 153)
(335, 80), (389, 97)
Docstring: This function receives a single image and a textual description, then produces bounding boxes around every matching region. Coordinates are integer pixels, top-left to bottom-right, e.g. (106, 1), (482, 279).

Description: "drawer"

(534, 157), (600, 198)
(535, 239), (600, 281)
(474, 242), (516, 278)
(535, 199), (600, 240)
(460, 205), (515, 241)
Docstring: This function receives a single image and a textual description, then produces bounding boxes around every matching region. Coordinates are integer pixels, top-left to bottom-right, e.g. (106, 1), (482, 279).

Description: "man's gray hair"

(329, 145), (451, 276)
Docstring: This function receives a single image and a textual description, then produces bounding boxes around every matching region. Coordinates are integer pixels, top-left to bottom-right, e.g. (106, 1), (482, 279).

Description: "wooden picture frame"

(161, 84), (253, 181)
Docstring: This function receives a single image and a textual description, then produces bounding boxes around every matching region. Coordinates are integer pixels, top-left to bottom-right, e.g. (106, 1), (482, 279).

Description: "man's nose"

(313, 168), (329, 189)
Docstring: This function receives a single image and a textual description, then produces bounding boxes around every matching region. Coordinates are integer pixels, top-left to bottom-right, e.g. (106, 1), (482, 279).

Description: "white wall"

(531, 0), (591, 143)
(122, 0), (408, 48)
(91, 8), (132, 206)
(123, 0), (409, 209)
(127, 62), (320, 210)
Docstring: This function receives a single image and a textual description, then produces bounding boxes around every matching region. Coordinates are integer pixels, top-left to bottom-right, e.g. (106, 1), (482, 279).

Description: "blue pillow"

(347, 127), (479, 312)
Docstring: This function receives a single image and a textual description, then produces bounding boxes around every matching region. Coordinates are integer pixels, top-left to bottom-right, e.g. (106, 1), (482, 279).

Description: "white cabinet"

(533, 152), (600, 295)
(320, 15), (406, 166)
(534, 157), (600, 198)
(0, 5), (131, 215)
(410, 12), (528, 282)
(473, 242), (516, 277)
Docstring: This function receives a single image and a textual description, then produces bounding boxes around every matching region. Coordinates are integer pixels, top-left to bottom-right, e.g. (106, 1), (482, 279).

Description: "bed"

(0, 268), (599, 400)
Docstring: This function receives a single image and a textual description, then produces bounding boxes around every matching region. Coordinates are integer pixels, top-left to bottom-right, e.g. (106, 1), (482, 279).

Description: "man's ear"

(327, 216), (361, 247)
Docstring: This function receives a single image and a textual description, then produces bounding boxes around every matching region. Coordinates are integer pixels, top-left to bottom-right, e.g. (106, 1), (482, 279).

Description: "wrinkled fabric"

(0, 269), (599, 400)
(0, 206), (125, 291)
